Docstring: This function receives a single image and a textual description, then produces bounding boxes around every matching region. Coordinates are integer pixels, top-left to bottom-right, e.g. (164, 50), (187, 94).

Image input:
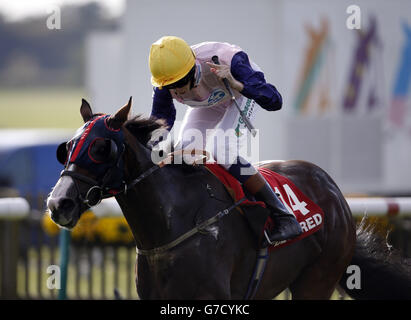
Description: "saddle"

(157, 150), (324, 251)
(204, 163), (325, 251)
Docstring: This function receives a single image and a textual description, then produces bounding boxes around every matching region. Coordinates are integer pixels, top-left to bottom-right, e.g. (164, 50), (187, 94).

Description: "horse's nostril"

(60, 198), (75, 212)
(50, 210), (60, 221)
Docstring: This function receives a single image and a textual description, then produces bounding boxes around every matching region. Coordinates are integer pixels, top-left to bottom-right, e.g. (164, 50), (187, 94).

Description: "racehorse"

(47, 98), (411, 299)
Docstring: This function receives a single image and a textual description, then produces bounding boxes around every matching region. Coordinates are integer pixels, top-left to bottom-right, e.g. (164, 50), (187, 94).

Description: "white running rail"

(0, 197), (30, 219)
(1, 197), (411, 219)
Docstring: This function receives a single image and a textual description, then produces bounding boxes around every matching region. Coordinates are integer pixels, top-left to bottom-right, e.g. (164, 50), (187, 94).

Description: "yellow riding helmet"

(149, 36), (196, 88)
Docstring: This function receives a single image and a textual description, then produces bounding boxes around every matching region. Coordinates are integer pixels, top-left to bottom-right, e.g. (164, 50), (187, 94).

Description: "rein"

(137, 197), (246, 256)
(126, 155), (247, 256)
(131, 149), (248, 256)
(62, 146), (245, 256)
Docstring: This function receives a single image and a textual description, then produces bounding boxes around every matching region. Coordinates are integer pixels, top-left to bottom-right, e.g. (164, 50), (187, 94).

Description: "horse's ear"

(80, 99), (93, 123)
(108, 96), (132, 130)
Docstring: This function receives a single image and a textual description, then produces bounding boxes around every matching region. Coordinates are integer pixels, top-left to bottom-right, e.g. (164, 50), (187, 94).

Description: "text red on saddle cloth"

(205, 164), (324, 250)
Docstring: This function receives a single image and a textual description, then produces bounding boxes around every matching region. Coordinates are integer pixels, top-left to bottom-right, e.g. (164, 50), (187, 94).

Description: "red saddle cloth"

(205, 163), (324, 251)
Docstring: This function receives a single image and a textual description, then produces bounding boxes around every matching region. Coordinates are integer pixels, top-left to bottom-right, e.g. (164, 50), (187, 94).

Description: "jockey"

(148, 36), (302, 247)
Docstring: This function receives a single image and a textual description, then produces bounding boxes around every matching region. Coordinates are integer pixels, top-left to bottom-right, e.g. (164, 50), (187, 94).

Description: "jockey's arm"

(151, 87), (176, 130)
(230, 51), (283, 111)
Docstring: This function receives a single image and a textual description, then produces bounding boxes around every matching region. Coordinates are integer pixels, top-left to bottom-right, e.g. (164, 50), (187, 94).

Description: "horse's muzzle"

(47, 196), (78, 228)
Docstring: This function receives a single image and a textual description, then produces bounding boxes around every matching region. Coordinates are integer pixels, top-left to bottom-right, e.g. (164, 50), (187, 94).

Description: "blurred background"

(0, 0), (410, 300)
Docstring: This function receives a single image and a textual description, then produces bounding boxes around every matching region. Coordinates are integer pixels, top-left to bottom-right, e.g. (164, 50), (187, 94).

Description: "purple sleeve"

(230, 51), (283, 111)
(150, 87), (176, 130)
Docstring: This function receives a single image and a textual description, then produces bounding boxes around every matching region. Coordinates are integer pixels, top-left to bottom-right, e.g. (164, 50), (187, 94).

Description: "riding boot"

(244, 172), (303, 248)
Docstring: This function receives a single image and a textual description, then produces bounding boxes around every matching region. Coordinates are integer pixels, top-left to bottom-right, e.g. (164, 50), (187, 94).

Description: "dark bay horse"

(47, 98), (411, 299)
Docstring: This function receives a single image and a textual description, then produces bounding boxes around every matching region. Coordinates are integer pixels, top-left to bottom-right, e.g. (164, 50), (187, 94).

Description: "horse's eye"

(89, 139), (117, 163)
(89, 139), (109, 163)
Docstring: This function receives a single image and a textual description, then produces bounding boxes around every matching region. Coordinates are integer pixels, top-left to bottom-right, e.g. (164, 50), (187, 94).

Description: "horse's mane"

(123, 115), (205, 176)
(124, 115), (167, 146)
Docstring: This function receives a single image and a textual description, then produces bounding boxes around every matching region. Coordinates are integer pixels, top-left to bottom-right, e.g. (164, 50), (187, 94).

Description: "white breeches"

(175, 96), (259, 170)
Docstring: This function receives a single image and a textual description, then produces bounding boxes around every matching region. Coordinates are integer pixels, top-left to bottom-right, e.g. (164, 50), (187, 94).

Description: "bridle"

(60, 169), (123, 207)
(60, 145), (128, 207)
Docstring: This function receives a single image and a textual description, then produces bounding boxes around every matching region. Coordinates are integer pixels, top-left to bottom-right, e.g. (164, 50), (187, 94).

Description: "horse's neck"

(116, 165), (209, 250)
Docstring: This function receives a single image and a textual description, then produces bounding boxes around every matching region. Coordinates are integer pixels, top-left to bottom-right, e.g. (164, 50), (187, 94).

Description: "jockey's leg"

(211, 95), (301, 247)
(226, 158), (302, 247)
